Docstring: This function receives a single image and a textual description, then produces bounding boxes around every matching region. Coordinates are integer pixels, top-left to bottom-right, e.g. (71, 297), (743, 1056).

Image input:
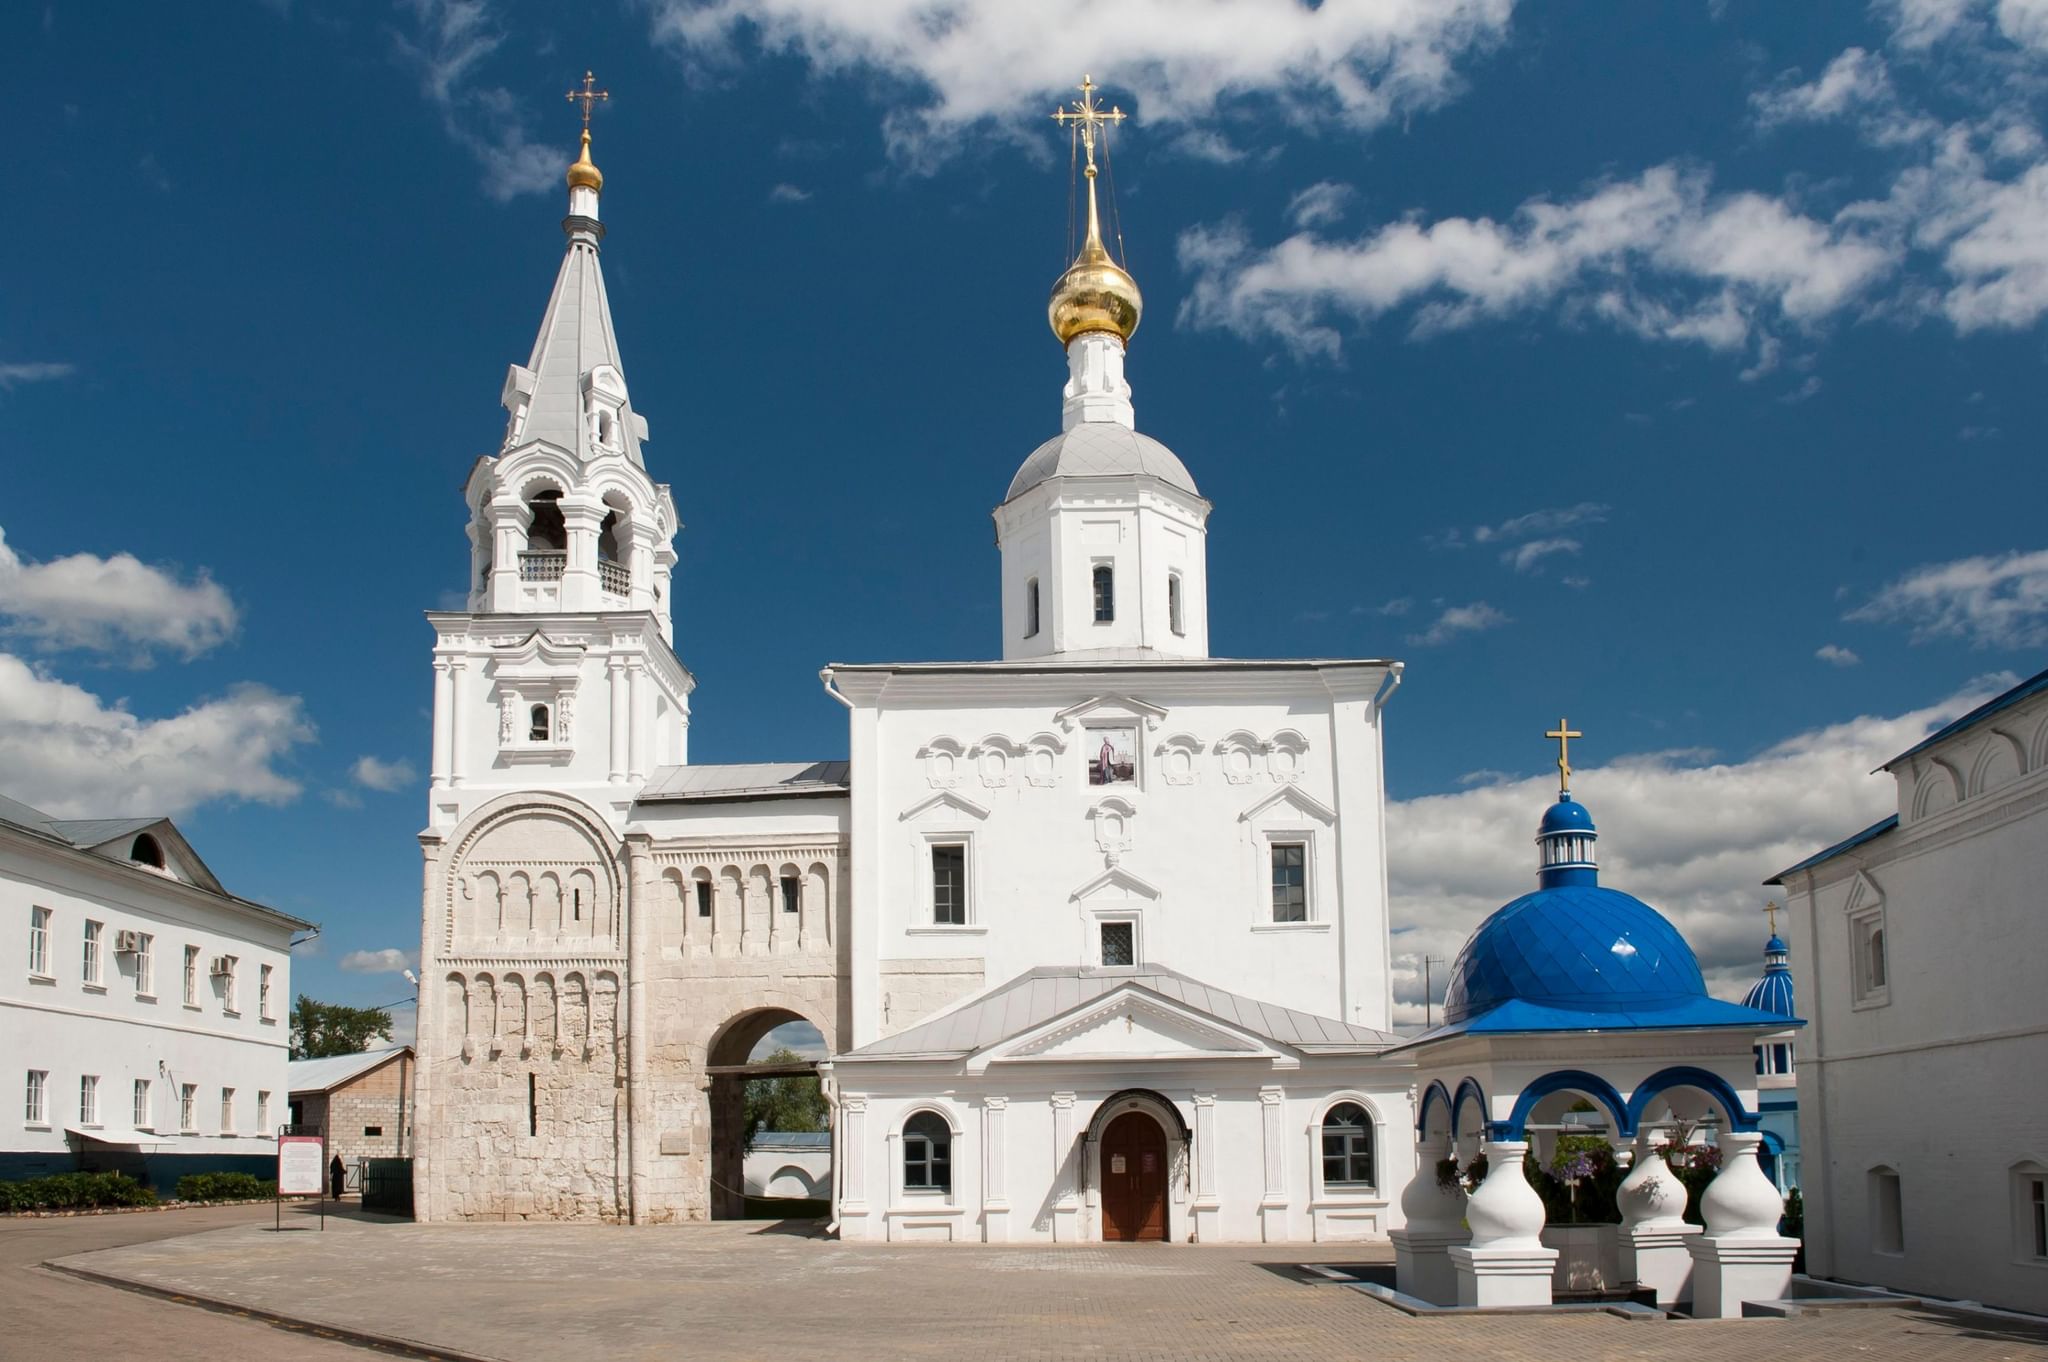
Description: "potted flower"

(1538, 1136), (1623, 1294)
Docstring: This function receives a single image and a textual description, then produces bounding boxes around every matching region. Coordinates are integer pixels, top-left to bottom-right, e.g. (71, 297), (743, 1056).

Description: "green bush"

(0, 1171), (158, 1211)
(174, 1172), (276, 1202)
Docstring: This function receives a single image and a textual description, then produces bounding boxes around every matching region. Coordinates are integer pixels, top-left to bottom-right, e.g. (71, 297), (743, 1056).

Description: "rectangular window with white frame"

(79, 1074), (99, 1126)
(28, 906), (51, 977)
(82, 920), (103, 986)
(257, 1091), (271, 1134)
(931, 844), (968, 926)
(1850, 908), (1889, 1007)
(217, 955), (238, 1014)
(1167, 572), (1184, 636)
(184, 945), (200, 1006)
(134, 933), (154, 996)
(133, 1079), (151, 1129)
(179, 1083), (197, 1133)
(259, 963), (274, 1019)
(1099, 919), (1137, 969)
(1270, 843), (1308, 923)
(220, 1087), (234, 1135)
(25, 1070), (47, 1125)
(2014, 1166), (2048, 1264)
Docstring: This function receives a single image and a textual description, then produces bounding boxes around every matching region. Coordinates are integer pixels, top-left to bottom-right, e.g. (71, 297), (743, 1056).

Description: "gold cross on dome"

(1545, 718), (1583, 795)
(1763, 900), (1781, 937)
(566, 70), (609, 130)
(1052, 74), (1125, 171)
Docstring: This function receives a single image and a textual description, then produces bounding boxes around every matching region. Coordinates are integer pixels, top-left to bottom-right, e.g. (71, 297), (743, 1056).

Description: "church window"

(28, 905), (49, 977)
(1025, 578), (1040, 638)
(528, 1073), (538, 1137)
(1271, 844), (1308, 923)
(695, 878), (712, 918)
(572, 889), (582, 922)
(931, 845), (967, 926)
(1850, 908), (1888, 1006)
(902, 1112), (951, 1192)
(1092, 564), (1114, 623)
(1168, 573), (1184, 636)
(1870, 1167), (1904, 1254)
(529, 704), (552, 743)
(1321, 1103), (1375, 1188)
(2015, 1165), (2048, 1262)
(525, 490), (566, 551)
(1099, 921), (1135, 968)
(1867, 928), (1886, 989)
(24, 1070), (46, 1125)
(780, 876), (800, 914)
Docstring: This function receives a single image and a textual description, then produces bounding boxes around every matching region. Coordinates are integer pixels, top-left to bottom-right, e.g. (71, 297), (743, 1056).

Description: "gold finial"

(1544, 718), (1583, 796)
(1047, 75), (1142, 346)
(565, 71), (609, 193)
(1763, 900), (1781, 937)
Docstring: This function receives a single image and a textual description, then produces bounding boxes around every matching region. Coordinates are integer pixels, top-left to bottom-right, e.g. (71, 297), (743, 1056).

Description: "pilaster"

(981, 1095), (1010, 1242)
(1258, 1085), (1288, 1242)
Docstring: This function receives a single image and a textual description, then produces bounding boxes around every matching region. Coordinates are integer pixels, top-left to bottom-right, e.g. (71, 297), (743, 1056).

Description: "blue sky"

(4, 1), (2045, 1031)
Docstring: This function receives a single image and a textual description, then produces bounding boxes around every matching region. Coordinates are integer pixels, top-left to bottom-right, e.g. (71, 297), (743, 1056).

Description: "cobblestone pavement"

(47, 1216), (2048, 1362)
(0, 1202), (371, 1362)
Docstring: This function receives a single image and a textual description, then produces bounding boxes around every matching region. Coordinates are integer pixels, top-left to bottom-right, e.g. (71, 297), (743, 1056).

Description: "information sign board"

(278, 1134), (325, 1196)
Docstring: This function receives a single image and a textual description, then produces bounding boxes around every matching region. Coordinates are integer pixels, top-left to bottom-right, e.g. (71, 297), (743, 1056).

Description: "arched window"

(598, 508), (622, 564)
(903, 1111), (951, 1192)
(130, 834), (165, 869)
(526, 489), (566, 551)
(1024, 577), (1040, 638)
(1321, 1102), (1374, 1188)
(1168, 573), (1184, 635)
(1092, 564), (1114, 623)
(529, 704), (552, 743)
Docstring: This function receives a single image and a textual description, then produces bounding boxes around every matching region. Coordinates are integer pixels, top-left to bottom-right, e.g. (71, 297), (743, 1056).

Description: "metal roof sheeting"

(288, 1045), (412, 1096)
(1005, 424), (1201, 502)
(637, 762), (850, 801)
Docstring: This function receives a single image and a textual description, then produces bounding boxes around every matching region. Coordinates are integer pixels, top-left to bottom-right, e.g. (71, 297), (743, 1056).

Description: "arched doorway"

(1100, 1111), (1168, 1242)
(706, 1008), (829, 1221)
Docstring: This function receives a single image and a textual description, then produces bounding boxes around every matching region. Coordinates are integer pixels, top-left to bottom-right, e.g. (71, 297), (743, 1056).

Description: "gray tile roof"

(1004, 423), (1200, 502)
(839, 964), (1396, 1060)
(288, 1045), (412, 1096)
(638, 761), (851, 802)
(520, 238), (645, 468)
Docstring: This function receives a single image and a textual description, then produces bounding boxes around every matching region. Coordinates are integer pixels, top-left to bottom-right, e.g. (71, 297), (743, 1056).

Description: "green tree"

(290, 994), (394, 1059)
(742, 1048), (828, 1138)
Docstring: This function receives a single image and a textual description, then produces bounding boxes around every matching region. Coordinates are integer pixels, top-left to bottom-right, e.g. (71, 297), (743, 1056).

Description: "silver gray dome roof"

(1004, 424), (1200, 503)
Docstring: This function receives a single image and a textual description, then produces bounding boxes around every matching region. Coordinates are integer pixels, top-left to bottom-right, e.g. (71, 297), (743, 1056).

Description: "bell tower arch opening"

(707, 1009), (830, 1221)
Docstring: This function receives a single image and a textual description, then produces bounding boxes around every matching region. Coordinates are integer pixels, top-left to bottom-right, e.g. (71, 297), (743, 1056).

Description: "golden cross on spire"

(1763, 900), (1781, 937)
(566, 70), (609, 131)
(1052, 74), (1125, 172)
(1544, 718), (1583, 795)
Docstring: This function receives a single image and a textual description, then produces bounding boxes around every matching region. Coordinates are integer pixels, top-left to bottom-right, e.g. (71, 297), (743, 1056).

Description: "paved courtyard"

(32, 1212), (2048, 1362)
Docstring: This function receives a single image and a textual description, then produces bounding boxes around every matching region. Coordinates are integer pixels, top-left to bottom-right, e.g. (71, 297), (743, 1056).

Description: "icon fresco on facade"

(1089, 728), (1137, 785)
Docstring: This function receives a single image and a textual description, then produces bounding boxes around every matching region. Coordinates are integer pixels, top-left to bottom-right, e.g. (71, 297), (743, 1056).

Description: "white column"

(1258, 1086), (1288, 1242)
(430, 660), (454, 787)
(626, 660), (648, 783)
(1050, 1093), (1078, 1242)
(1191, 1093), (1220, 1243)
(1617, 1132), (1699, 1307)
(1391, 1128), (1470, 1305)
(1686, 1130), (1799, 1318)
(560, 500), (604, 611)
(446, 659), (467, 785)
(982, 1096), (1009, 1243)
(838, 1094), (870, 1240)
(607, 658), (628, 784)
(1450, 1139), (1557, 1308)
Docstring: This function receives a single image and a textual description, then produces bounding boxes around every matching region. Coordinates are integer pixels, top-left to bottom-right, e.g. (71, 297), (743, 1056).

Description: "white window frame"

(28, 906), (51, 979)
(1849, 905), (1889, 1009)
(25, 1070), (47, 1126)
(1870, 1166), (1904, 1255)
(1024, 576), (1040, 639)
(1313, 1096), (1383, 1198)
(257, 1091), (271, 1135)
(1250, 827), (1327, 931)
(1167, 571), (1185, 636)
(929, 840), (970, 928)
(259, 963), (274, 1020)
(135, 933), (154, 997)
(220, 1087), (235, 1136)
(1095, 914), (1141, 970)
(184, 945), (201, 1008)
(1091, 559), (1115, 624)
(2013, 1163), (2048, 1266)
(898, 1107), (958, 1203)
(133, 1078), (152, 1130)
(82, 919), (103, 987)
(79, 1074), (100, 1127)
(908, 832), (983, 934)
(219, 955), (239, 1015)
(179, 1083), (197, 1133)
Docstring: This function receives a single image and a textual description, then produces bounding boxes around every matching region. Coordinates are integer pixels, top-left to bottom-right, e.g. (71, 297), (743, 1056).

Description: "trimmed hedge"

(174, 1171), (277, 1202)
(0, 1171), (158, 1211)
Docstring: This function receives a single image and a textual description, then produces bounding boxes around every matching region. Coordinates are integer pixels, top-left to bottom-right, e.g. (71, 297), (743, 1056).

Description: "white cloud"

(393, 0), (563, 201)
(0, 362), (76, 390)
(1815, 644), (1863, 666)
(1751, 48), (1895, 127)
(350, 755), (417, 793)
(340, 948), (415, 974)
(650, 0), (1517, 161)
(1288, 181), (1355, 229)
(1407, 601), (1509, 646)
(767, 182), (813, 203)
(1474, 502), (1610, 543)
(0, 526), (237, 661)
(0, 654), (313, 818)
(1502, 537), (1580, 573)
(1848, 547), (2048, 648)
(1178, 163), (1899, 362)
(1386, 677), (2009, 1025)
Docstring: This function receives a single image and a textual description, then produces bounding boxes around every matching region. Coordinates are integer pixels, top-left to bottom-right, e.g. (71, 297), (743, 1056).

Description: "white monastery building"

(413, 83), (1806, 1299)
(1771, 664), (2048, 1315)
(2, 792), (308, 1192)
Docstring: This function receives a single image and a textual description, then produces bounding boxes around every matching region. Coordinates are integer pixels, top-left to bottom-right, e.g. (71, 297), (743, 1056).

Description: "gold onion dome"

(1049, 222), (1143, 346)
(566, 129), (604, 193)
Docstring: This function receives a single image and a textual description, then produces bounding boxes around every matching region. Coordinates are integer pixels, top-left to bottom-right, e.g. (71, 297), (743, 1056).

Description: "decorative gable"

(975, 987), (1290, 1073)
(898, 790), (992, 823)
(1069, 865), (1162, 903)
(1052, 694), (1169, 734)
(1237, 784), (1337, 826)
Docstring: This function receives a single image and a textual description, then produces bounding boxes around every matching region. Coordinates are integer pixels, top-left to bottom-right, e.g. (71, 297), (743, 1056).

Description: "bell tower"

(425, 77), (694, 833)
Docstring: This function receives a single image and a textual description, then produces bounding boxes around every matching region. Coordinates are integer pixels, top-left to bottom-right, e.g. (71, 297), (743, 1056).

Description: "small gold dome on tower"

(567, 129), (604, 193)
(1049, 229), (1142, 346)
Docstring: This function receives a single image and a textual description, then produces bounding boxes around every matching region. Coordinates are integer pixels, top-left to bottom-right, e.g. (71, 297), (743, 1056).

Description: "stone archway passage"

(706, 1008), (827, 1221)
(1100, 1111), (1168, 1242)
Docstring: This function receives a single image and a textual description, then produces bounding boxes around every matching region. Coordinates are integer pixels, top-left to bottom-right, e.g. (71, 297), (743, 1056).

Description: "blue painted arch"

(1450, 1078), (1488, 1139)
(1501, 1069), (1635, 1142)
(1416, 1080), (1454, 1135)
(1624, 1065), (1759, 1133)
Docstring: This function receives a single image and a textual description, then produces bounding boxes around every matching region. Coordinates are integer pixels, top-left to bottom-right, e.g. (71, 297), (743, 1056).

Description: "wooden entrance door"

(1100, 1111), (1168, 1242)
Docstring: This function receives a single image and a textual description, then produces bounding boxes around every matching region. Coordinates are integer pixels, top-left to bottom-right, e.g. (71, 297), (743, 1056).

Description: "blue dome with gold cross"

(1434, 722), (1800, 1037)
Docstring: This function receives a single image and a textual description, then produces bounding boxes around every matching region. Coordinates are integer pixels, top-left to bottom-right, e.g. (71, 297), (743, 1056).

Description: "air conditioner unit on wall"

(114, 930), (142, 954)
(209, 956), (235, 977)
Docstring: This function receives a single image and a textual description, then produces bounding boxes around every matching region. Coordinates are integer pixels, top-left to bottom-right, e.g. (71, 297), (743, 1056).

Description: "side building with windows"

(1770, 663), (2048, 1314)
(2, 791), (308, 1193)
